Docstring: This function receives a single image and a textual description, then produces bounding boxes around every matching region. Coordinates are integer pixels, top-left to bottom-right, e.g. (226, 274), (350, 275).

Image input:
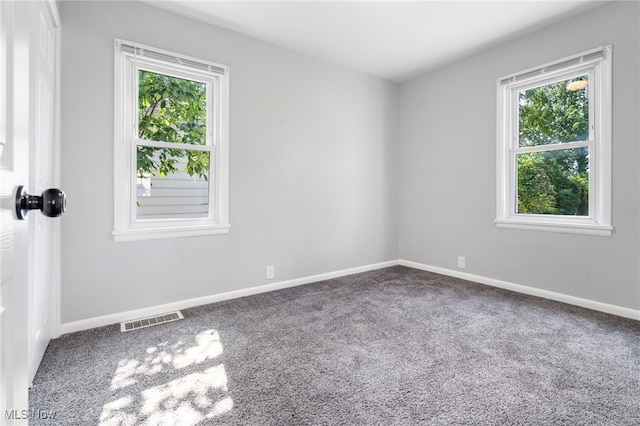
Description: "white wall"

(398, 1), (640, 310)
(60, 1), (398, 323)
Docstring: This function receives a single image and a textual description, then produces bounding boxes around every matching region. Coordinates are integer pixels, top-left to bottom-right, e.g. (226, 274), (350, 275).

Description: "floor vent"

(120, 311), (184, 332)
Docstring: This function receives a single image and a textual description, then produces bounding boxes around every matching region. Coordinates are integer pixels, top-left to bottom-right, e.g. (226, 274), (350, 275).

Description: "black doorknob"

(15, 185), (66, 220)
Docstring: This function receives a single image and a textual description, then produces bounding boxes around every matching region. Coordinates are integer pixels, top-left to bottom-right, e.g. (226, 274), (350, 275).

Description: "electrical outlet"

(266, 265), (275, 280)
(457, 256), (466, 269)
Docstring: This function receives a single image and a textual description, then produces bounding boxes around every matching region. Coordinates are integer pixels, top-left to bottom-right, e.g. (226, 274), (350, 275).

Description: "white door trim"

(48, 0), (62, 340)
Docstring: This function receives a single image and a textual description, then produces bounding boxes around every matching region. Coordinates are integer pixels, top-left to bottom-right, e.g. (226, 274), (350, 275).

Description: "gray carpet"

(29, 266), (640, 425)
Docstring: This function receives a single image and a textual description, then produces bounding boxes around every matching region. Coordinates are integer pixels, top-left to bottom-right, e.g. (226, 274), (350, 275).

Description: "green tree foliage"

(517, 76), (589, 215)
(137, 70), (209, 180)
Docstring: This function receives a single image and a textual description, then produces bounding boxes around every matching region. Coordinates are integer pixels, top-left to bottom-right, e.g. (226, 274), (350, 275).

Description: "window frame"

(495, 46), (612, 237)
(113, 39), (230, 242)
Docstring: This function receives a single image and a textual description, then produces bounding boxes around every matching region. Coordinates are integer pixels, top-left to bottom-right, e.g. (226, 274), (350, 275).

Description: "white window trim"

(113, 39), (230, 242)
(495, 46), (612, 237)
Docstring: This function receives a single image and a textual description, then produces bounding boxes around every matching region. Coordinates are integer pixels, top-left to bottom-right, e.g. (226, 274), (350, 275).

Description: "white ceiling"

(146, 1), (604, 82)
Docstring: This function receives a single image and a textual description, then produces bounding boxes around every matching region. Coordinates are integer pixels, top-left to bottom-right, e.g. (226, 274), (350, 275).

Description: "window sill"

(495, 219), (612, 237)
(113, 224), (230, 242)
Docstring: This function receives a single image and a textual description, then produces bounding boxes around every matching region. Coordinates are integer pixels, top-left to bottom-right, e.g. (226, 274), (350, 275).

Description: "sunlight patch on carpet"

(110, 330), (223, 391)
(99, 396), (136, 426)
(100, 329), (232, 425)
(140, 364), (231, 424)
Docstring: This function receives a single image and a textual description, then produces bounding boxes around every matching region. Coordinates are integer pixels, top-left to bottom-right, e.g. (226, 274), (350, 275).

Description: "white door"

(1, 0), (32, 423)
(1, 0), (60, 421)
(28, 0), (60, 385)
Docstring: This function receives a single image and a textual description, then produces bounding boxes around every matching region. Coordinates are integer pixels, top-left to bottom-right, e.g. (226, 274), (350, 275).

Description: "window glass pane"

(138, 70), (207, 145)
(517, 147), (589, 216)
(519, 75), (588, 147)
(136, 147), (210, 220)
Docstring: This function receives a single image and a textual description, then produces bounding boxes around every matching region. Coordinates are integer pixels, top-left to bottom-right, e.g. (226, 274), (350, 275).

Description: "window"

(113, 39), (229, 241)
(496, 46), (612, 236)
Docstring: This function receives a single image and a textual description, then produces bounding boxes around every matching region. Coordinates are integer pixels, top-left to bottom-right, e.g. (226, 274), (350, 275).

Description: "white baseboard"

(58, 257), (638, 335)
(59, 260), (400, 335)
(399, 259), (640, 321)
